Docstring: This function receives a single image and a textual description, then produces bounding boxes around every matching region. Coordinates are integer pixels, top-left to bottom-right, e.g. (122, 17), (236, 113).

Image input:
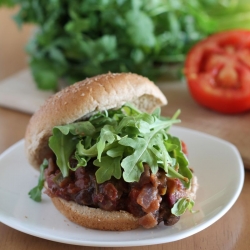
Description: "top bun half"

(25, 72), (167, 170)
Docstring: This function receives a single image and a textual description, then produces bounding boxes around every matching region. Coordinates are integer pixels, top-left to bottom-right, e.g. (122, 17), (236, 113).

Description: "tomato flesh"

(185, 30), (250, 114)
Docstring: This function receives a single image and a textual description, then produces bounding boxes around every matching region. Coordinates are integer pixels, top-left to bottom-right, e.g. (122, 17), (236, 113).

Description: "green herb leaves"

(6, 0), (240, 89)
(171, 197), (195, 216)
(49, 121), (96, 177)
(94, 156), (122, 183)
(5, 0), (250, 89)
(48, 104), (193, 187)
(28, 159), (48, 202)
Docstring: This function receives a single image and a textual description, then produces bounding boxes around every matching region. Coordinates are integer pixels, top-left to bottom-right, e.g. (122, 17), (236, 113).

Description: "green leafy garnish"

(48, 121), (95, 177)
(28, 159), (48, 202)
(171, 197), (195, 216)
(166, 134), (192, 187)
(47, 104), (192, 187)
(94, 156), (122, 183)
(4, 1), (250, 89)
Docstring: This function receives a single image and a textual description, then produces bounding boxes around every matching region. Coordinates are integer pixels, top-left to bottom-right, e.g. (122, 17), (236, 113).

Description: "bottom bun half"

(51, 197), (139, 231)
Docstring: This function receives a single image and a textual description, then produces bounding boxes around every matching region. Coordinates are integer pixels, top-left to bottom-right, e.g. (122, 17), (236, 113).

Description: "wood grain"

(0, 106), (250, 250)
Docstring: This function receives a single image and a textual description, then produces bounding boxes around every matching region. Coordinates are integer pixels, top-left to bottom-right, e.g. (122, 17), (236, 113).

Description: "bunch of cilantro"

(29, 104), (195, 216)
(4, 0), (250, 90)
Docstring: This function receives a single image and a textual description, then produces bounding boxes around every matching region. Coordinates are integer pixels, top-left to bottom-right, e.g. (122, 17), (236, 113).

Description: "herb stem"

(168, 166), (189, 183)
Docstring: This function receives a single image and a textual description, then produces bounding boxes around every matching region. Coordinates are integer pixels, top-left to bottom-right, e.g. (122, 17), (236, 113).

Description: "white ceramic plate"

(0, 127), (244, 247)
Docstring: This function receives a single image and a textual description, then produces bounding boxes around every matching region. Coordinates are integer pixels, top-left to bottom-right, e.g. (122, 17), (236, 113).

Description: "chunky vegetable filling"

(45, 157), (189, 228)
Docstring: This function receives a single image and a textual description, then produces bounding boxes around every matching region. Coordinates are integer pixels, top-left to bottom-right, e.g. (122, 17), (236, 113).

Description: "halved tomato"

(184, 30), (250, 114)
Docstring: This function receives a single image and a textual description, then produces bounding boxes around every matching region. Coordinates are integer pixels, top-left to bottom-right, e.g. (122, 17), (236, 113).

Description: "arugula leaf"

(119, 123), (175, 182)
(154, 132), (176, 172)
(48, 121), (96, 177)
(54, 121), (96, 136)
(49, 128), (78, 177)
(122, 104), (142, 116)
(74, 151), (89, 169)
(106, 145), (125, 158)
(93, 156), (122, 183)
(152, 107), (161, 118)
(76, 140), (98, 157)
(171, 197), (195, 216)
(96, 125), (117, 161)
(166, 134), (193, 188)
(28, 159), (48, 202)
(119, 137), (154, 182)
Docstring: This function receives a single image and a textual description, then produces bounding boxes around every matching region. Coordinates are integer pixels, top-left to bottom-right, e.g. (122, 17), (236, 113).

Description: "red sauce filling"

(45, 158), (187, 228)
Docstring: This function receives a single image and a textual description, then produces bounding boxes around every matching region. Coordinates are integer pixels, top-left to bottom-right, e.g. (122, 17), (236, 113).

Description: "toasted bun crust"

(51, 197), (140, 231)
(25, 73), (167, 170)
(48, 175), (198, 231)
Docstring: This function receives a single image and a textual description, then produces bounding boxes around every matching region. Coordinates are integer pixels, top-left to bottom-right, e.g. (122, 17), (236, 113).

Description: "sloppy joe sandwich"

(25, 72), (198, 231)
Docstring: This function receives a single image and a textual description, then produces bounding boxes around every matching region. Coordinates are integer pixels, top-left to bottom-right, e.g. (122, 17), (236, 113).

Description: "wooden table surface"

(0, 106), (249, 250)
